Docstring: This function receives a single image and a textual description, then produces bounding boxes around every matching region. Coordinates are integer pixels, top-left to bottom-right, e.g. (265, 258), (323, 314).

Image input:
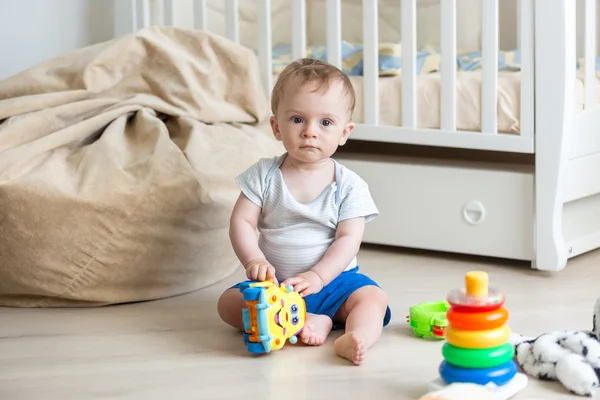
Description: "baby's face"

(270, 79), (354, 164)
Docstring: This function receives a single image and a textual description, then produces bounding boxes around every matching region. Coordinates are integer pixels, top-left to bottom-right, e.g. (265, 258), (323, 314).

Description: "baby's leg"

(333, 286), (389, 365)
(217, 289), (246, 330)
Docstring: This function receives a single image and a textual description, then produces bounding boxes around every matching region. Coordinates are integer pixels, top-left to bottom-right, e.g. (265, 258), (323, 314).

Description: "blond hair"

(271, 58), (356, 117)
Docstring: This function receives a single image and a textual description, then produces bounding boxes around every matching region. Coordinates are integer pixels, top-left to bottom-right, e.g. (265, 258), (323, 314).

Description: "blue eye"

(291, 304), (298, 313)
(292, 316), (299, 325)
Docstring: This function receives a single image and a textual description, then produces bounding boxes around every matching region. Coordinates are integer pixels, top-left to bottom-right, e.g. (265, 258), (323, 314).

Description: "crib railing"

(519, 0), (535, 139)
(112, 0), (589, 154)
(584, 0), (597, 111)
(440, 0), (456, 133)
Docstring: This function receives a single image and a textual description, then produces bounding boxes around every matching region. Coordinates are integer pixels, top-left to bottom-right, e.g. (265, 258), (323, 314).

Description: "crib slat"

(520, 0), (534, 137)
(326, 0), (342, 68)
(440, 0), (456, 131)
(194, 0), (207, 30)
(402, 0), (416, 128)
(585, 0), (596, 109)
(258, 0), (273, 97)
(362, 0), (379, 125)
(164, 0), (195, 29)
(516, 0), (521, 50)
(225, 0), (239, 43)
(138, 0), (151, 28)
(113, 0), (138, 35)
(162, 0), (173, 25)
(292, 0), (307, 59)
(481, 0), (498, 134)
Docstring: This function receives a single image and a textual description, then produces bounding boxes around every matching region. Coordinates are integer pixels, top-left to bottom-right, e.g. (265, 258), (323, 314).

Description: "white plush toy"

(510, 298), (600, 397)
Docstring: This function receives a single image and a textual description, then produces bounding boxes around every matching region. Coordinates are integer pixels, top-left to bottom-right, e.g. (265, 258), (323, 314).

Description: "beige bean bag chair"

(0, 27), (283, 307)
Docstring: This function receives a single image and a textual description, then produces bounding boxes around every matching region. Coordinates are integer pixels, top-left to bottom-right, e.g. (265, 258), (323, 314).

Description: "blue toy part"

(247, 342), (267, 354)
(254, 287), (272, 353)
(242, 286), (261, 301)
(242, 308), (251, 331)
(439, 359), (518, 387)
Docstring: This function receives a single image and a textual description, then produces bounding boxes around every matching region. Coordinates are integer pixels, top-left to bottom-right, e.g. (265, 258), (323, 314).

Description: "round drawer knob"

(463, 200), (485, 225)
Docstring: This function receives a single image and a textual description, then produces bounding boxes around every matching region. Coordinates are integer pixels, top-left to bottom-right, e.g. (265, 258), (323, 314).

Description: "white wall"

(0, 0), (114, 80)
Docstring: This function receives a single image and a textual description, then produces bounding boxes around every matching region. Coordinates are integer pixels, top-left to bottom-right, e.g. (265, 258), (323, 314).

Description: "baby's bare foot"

(334, 331), (367, 365)
(299, 314), (332, 346)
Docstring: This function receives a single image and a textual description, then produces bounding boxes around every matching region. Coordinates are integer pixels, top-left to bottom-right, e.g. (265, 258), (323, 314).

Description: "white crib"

(113, 0), (600, 272)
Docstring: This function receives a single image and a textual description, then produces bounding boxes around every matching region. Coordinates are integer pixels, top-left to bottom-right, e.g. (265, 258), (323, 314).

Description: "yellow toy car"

(239, 281), (306, 353)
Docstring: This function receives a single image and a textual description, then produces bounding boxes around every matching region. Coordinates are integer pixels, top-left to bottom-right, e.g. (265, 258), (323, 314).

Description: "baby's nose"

(302, 129), (317, 138)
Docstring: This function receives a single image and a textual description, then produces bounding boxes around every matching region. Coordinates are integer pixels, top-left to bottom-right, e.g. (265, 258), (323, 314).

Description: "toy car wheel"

(247, 342), (268, 354)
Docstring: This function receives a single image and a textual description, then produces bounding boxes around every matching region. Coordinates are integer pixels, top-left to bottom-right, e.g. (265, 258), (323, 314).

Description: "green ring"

(442, 342), (514, 369)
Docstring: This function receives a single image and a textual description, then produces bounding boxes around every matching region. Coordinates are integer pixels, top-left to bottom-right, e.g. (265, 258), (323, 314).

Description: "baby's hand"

(245, 258), (278, 284)
(282, 271), (324, 297)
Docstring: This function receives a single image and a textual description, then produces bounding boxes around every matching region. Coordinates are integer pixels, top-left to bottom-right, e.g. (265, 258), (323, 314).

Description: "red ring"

(447, 306), (509, 330)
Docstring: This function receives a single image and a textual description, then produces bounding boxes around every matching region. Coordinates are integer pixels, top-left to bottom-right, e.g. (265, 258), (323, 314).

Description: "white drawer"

(337, 154), (534, 261)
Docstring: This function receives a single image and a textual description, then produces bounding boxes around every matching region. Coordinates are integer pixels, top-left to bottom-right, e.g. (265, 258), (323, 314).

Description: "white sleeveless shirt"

(235, 153), (379, 282)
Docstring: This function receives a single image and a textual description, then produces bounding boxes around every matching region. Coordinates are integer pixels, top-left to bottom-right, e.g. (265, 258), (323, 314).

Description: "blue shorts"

(230, 266), (391, 330)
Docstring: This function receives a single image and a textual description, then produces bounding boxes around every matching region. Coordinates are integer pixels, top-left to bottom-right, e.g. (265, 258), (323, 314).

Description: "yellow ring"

(445, 324), (511, 349)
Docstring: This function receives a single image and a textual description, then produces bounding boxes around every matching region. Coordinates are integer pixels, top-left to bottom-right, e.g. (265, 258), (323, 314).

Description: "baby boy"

(217, 58), (391, 365)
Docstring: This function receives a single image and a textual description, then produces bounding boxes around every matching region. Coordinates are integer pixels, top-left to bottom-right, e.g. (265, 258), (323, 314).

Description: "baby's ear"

(339, 122), (355, 145)
(270, 116), (282, 140)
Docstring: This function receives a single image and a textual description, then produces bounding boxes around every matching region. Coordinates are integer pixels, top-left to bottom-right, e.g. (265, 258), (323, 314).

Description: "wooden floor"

(1, 245), (599, 400)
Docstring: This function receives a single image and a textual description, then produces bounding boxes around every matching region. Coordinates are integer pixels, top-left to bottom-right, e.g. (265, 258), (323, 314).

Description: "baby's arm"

(283, 217), (365, 296)
(229, 192), (277, 283)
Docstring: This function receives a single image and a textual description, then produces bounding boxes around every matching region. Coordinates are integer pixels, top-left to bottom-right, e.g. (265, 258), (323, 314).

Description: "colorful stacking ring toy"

(432, 271), (526, 397)
(446, 306), (509, 330)
(439, 359), (518, 386)
(442, 342), (515, 369)
(444, 321), (511, 348)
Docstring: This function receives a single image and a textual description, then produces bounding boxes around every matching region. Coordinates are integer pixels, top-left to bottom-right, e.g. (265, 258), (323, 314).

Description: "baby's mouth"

(274, 310), (287, 335)
(274, 310), (284, 328)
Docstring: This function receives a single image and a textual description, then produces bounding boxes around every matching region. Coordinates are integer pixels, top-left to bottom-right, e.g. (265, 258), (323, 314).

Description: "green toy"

(407, 300), (451, 339)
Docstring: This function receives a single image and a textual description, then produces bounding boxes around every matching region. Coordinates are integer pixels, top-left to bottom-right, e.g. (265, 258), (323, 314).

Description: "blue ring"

(439, 359), (518, 386)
